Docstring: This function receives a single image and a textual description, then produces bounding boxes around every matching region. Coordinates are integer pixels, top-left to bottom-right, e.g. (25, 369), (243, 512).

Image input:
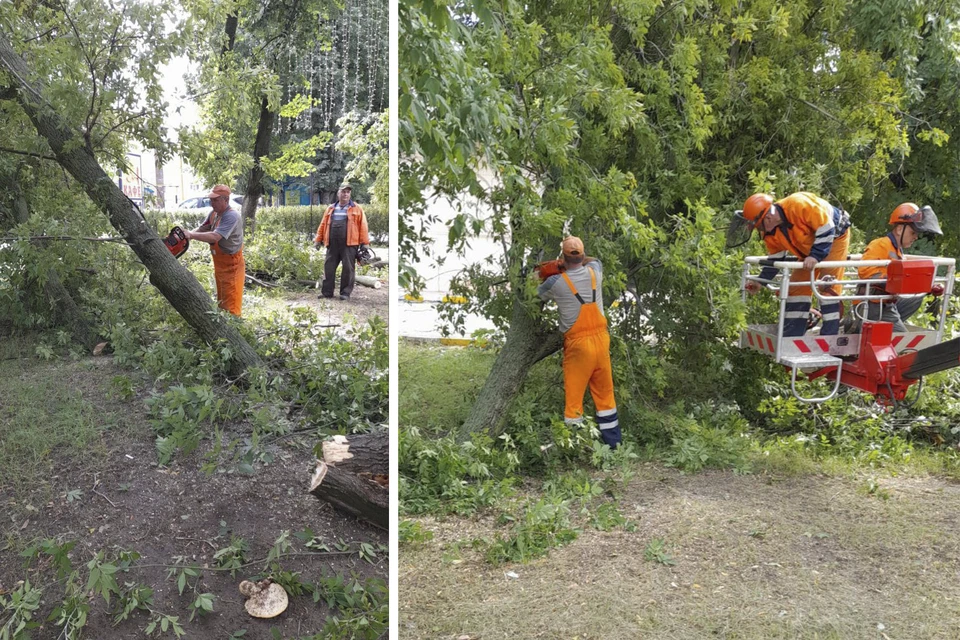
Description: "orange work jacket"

(858, 233), (903, 281)
(314, 202), (370, 247)
(761, 192), (840, 261)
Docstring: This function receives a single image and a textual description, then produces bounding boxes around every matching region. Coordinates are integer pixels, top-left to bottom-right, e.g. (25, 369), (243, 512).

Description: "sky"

(159, 55), (199, 132)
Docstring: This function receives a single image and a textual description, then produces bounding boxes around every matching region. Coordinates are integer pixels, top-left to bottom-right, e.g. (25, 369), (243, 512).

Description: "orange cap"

(206, 184), (231, 199)
(561, 236), (584, 257)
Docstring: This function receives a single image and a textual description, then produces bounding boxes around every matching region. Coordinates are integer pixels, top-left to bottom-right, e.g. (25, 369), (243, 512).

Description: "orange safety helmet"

(888, 202), (942, 237)
(726, 193), (775, 249)
(742, 193), (775, 226)
(888, 203), (920, 225)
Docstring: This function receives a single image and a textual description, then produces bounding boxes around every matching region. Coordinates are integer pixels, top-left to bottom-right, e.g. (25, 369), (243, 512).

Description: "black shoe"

(319, 293), (334, 299)
(339, 294), (350, 300)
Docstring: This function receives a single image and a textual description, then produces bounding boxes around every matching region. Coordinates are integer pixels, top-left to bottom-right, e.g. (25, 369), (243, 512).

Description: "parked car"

(177, 193), (245, 214)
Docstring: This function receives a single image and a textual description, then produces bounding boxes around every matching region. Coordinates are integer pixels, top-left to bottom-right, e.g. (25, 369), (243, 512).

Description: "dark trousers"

(322, 220), (358, 297)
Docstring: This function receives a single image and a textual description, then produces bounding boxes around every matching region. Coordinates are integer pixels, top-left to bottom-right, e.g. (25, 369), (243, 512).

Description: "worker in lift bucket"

(847, 203), (944, 333)
(727, 192), (852, 337)
(536, 236), (620, 449)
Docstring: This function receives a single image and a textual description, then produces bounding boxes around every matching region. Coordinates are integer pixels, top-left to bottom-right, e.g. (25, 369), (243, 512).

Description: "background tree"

(180, 0), (388, 230)
(845, 0), (960, 256)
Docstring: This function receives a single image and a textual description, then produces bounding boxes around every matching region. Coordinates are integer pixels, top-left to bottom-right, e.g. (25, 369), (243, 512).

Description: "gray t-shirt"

(200, 207), (243, 254)
(537, 261), (604, 333)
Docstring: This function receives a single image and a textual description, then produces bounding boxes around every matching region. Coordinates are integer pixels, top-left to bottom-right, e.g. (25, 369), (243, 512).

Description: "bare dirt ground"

(253, 271), (388, 328)
(0, 297), (388, 638)
(400, 464), (960, 640)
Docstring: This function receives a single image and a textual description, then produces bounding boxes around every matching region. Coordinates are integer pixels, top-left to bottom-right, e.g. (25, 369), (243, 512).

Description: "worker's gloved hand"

(744, 280), (762, 295)
(361, 244), (370, 251)
(931, 284), (945, 296)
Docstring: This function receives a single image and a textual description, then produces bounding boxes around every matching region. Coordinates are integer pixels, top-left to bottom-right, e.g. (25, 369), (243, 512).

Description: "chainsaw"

(357, 245), (380, 267)
(534, 259), (565, 280)
(163, 226), (189, 258)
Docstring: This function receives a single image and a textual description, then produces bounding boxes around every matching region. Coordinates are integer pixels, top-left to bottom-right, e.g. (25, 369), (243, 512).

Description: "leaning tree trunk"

(0, 34), (263, 377)
(240, 96), (274, 235)
(309, 432), (388, 529)
(457, 296), (563, 441)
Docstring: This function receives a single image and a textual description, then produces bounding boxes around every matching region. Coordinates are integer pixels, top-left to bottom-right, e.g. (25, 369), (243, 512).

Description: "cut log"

(310, 431), (388, 529)
(245, 273), (277, 288)
(354, 275), (382, 289)
(321, 433), (388, 476)
(309, 461), (387, 529)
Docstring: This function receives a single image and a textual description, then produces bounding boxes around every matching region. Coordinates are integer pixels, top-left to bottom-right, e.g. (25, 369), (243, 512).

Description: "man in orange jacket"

(853, 203), (943, 332)
(731, 191), (851, 336)
(537, 236), (620, 448)
(185, 184), (244, 316)
(314, 184), (370, 300)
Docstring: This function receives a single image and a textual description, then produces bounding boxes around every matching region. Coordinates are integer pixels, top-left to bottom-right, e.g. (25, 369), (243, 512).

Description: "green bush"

(243, 230), (323, 281)
(399, 427), (519, 515)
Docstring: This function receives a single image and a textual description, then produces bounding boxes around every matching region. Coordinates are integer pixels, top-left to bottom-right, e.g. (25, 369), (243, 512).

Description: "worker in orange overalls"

(537, 237), (620, 448)
(314, 183), (370, 300)
(851, 203), (944, 332)
(729, 192), (851, 336)
(186, 184), (244, 316)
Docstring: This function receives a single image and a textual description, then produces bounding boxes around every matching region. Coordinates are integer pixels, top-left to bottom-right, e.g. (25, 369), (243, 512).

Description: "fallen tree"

(309, 431), (387, 529)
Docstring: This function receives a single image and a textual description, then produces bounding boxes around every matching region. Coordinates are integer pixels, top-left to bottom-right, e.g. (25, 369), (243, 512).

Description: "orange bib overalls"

(561, 269), (620, 447)
(206, 211), (244, 317)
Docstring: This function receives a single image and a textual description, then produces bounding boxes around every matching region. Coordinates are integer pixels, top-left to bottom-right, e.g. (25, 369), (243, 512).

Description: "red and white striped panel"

(741, 329), (939, 361)
(742, 330), (777, 355)
(890, 333), (936, 352)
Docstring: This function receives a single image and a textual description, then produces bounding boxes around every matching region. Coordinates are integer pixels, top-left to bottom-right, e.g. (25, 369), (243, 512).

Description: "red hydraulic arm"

(807, 321), (960, 404)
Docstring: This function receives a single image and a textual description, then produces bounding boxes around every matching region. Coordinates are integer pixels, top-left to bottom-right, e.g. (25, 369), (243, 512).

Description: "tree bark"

(240, 96), (274, 235)
(309, 462), (388, 529)
(221, 15), (239, 59)
(154, 156), (165, 208)
(320, 432), (388, 476)
(310, 431), (388, 529)
(0, 33), (263, 377)
(457, 296), (563, 440)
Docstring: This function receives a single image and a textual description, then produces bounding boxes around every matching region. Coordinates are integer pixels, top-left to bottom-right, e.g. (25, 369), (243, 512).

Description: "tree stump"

(309, 432), (388, 529)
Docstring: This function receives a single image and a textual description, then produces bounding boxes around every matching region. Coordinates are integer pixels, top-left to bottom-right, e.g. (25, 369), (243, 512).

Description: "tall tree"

(402, 0), (647, 437)
(845, 0), (960, 255)
(181, 0), (388, 225)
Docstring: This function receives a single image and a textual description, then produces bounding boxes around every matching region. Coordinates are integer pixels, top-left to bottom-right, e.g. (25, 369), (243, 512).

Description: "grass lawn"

(399, 341), (960, 640)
